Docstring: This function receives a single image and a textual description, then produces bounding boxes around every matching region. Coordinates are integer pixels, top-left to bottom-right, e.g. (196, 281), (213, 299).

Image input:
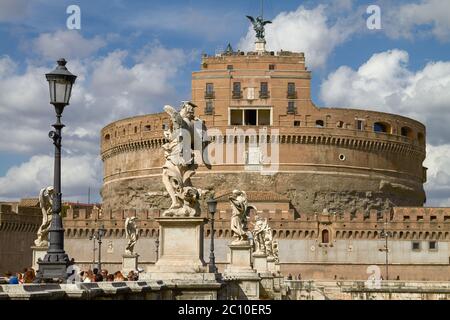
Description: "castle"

(2, 38), (449, 282)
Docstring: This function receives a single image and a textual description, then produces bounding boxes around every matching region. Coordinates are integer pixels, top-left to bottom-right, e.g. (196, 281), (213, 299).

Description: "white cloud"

(320, 49), (450, 206)
(320, 49), (450, 145)
(32, 30), (106, 61)
(0, 32), (189, 201)
(384, 0), (450, 42)
(238, 5), (362, 69)
(424, 144), (450, 206)
(0, 154), (102, 201)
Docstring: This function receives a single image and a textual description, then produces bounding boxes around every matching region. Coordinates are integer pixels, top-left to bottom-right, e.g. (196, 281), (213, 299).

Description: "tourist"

(113, 271), (125, 282)
(297, 274), (302, 280)
(106, 274), (114, 282)
(23, 270), (35, 283)
(101, 269), (109, 281)
(287, 273), (293, 280)
(94, 273), (103, 282)
(5, 272), (19, 285)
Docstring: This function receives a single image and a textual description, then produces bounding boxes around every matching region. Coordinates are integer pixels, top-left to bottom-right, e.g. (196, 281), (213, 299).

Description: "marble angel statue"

(252, 215), (275, 257)
(34, 186), (54, 247)
(161, 101), (210, 217)
(229, 190), (257, 244)
(125, 216), (138, 255)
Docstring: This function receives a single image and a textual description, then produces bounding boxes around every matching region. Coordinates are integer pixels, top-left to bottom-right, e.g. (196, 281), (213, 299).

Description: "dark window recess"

(430, 216), (437, 222)
(356, 120), (364, 131)
(144, 125), (151, 131)
(412, 242), (420, 250)
(260, 82), (269, 98)
(204, 101), (214, 115)
(227, 65), (233, 70)
(316, 120), (324, 128)
(287, 101), (296, 114)
(429, 241), (437, 250)
(232, 82), (242, 98)
(205, 83), (214, 98)
(287, 82), (297, 98)
(322, 230), (329, 243)
(374, 122), (390, 133)
(269, 64), (275, 70)
(244, 109), (257, 125)
(294, 121), (301, 127)
(417, 216), (424, 221)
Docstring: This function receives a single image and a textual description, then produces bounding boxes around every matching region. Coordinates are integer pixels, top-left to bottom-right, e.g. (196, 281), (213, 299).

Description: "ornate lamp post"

(36, 58), (76, 282)
(88, 233), (97, 269)
(155, 230), (160, 262)
(207, 196), (218, 273)
(96, 225), (107, 270)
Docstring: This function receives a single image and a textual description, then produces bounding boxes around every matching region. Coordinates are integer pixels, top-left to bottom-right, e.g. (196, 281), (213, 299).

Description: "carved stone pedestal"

(147, 217), (207, 274)
(122, 254), (139, 274)
(141, 217), (221, 300)
(252, 252), (268, 273)
(267, 256), (276, 273)
(222, 243), (260, 300)
(255, 40), (266, 54)
(31, 246), (48, 271)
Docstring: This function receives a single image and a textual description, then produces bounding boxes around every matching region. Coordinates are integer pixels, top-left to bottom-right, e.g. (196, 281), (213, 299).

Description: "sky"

(0, 0), (449, 206)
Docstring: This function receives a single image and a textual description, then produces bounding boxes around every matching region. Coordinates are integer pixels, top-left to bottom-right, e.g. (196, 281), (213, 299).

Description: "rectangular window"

(227, 65), (233, 70)
(260, 82), (269, 98)
(417, 215), (424, 221)
(205, 101), (214, 115)
(233, 82), (241, 98)
(356, 120), (364, 131)
(230, 109), (243, 125)
(403, 216), (410, 222)
(287, 101), (296, 114)
(412, 241), (421, 251)
(429, 241), (437, 250)
(258, 109), (271, 125)
(269, 64), (275, 70)
(288, 82), (295, 94)
(244, 109), (257, 125)
(444, 216), (450, 222)
(205, 83), (214, 98)
(294, 121), (301, 127)
(430, 216), (437, 222)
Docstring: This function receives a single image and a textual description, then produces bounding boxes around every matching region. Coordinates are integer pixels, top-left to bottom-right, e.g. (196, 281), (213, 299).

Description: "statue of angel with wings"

(246, 15), (272, 41)
(34, 186), (54, 247)
(229, 190), (257, 244)
(125, 216), (138, 255)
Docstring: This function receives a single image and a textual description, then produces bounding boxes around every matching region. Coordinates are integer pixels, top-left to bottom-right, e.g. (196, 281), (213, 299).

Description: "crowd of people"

(1, 267), (140, 284)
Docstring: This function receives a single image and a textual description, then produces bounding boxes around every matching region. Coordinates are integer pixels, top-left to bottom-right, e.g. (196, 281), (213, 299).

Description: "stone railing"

(285, 280), (450, 300)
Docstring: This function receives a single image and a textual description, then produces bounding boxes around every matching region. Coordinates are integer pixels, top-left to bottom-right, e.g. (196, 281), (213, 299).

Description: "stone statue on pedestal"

(229, 190), (256, 244)
(125, 216), (138, 255)
(34, 186), (54, 247)
(162, 101), (210, 217)
(252, 215), (275, 258)
(246, 15), (272, 41)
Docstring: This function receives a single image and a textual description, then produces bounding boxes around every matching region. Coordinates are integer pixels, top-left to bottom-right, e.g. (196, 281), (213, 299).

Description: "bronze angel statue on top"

(246, 15), (272, 41)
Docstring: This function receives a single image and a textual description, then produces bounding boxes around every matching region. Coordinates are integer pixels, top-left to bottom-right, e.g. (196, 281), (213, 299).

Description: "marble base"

(122, 254), (139, 274)
(31, 246), (48, 271)
(252, 253), (268, 273)
(147, 217), (207, 274)
(255, 40), (266, 53)
(223, 243), (260, 300)
(267, 257), (276, 273)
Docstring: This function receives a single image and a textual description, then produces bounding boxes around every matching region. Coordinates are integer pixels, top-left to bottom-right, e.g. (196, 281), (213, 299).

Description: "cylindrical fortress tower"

(100, 49), (426, 214)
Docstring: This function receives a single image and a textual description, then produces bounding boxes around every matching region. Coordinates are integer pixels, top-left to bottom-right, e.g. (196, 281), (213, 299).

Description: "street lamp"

(207, 196), (218, 273)
(155, 230), (160, 262)
(379, 214), (392, 281)
(36, 58), (77, 282)
(88, 234), (97, 269)
(96, 225), (107, 270)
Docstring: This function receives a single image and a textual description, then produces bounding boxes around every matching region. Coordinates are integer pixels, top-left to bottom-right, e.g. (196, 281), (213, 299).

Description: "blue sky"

(0, 0), (449, 206)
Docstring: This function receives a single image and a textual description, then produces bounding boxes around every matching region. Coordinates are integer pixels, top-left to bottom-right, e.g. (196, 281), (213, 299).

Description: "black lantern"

(46, 58), (77, 107)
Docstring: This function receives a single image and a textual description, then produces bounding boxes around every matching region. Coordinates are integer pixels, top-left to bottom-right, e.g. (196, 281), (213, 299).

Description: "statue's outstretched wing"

(38, 187), (46, 209)
(246, 15), (255, 24)
(263, 20), (272, 25)
(164, 105), (177, 117)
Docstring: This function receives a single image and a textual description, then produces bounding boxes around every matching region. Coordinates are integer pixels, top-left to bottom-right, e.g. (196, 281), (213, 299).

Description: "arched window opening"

(322, 229), (330, 243)
(373, 122), (391, 134)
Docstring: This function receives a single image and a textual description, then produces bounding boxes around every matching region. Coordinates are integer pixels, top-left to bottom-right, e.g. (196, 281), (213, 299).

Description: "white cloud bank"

(0, 31), (189, 202)
(320, 49), (450, 206)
